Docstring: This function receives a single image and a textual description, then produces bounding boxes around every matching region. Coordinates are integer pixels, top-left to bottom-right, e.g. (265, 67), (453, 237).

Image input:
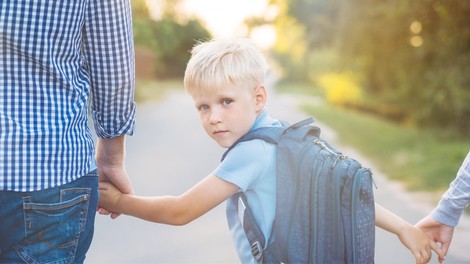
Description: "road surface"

(86, 87), (470, 263)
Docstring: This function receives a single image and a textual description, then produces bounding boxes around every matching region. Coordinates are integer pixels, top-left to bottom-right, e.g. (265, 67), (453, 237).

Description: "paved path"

(86, 87), (470, 263)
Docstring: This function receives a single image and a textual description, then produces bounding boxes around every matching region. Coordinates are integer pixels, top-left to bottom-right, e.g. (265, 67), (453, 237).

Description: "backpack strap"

(221, 118), (316, 162)
(221, 117), (317, 261)
(221, 122), (285, 162)
(234, 192), (266, 261)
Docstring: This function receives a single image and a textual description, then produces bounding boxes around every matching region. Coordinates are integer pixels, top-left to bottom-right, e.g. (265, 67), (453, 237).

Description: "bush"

(317, 73), (362, 106)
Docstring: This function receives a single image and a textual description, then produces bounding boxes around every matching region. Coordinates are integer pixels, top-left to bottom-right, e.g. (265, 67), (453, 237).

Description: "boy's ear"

(254, 85), (267, 112)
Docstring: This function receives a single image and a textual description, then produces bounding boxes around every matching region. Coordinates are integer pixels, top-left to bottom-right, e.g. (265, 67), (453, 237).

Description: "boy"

(99, 38), (442, 263)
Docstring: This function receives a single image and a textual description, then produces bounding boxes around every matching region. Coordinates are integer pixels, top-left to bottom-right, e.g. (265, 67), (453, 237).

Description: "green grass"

(276, 82), (470, 193)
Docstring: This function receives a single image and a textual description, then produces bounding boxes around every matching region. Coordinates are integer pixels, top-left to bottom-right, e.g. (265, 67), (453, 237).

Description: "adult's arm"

(432, 151), (470, 227)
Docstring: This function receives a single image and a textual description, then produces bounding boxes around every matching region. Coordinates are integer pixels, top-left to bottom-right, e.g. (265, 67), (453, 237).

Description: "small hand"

(98, 181), (124, 218)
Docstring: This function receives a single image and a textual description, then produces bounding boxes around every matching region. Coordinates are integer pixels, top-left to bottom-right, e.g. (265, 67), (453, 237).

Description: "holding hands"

(96, 136), (134, 219)
(416, 214), (454, 263)
(397, 223), (443, 263)
(375, 204), (444, 264)
(98, 181), (126, 214)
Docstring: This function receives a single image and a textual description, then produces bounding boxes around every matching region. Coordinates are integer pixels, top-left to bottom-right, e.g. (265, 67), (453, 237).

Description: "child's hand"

(397, 224), (444, 264)
(98, 181), (124, 215)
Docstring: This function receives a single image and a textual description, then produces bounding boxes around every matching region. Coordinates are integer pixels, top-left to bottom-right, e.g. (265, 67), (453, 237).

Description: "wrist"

(96, 136), (126, 166)
(394, 219), (412, 238)
(116, 193), (133, 215)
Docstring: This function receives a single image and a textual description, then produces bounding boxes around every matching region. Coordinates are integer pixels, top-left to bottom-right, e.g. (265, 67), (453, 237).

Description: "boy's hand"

(398, 224), (444, 264)
(98, 181), (124, 216)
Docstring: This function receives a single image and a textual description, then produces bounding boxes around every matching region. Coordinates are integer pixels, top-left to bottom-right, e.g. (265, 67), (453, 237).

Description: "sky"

(146, 0), (277, 48)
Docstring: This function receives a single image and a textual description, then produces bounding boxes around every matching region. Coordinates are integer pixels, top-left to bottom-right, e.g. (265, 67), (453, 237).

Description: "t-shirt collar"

(250, 109), (273, 131)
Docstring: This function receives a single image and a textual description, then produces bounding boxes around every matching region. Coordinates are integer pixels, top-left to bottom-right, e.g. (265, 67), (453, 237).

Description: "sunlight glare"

(180, 0), (270, 39)
(145, 0), (275, 48)
(410, 21), (422, 34)
(410, 36), (423, 47)
(250, 25), (277, 49)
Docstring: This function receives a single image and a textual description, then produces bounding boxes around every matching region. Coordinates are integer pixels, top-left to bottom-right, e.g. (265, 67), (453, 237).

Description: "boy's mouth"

(213, 130), (228, 135)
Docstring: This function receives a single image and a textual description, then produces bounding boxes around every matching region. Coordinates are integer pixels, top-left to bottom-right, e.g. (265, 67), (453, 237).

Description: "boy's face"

(191, 84), (266, 148)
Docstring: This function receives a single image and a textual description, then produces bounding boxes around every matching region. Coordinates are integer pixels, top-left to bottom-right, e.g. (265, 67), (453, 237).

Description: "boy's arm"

(99, 174), (239, 225)
(375, 203), (443, 264)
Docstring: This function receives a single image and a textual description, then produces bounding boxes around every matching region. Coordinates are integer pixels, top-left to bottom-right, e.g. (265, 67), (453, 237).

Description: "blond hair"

(184, 38), (268, 96)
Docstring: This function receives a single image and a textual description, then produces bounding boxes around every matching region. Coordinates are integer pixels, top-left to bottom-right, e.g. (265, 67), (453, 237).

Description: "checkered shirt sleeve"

(0, 0), (136, 191)
(433, 151), (470, 226)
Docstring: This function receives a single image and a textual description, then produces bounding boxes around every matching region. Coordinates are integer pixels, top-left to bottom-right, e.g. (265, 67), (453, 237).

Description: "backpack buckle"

(251, 241), (263, 261)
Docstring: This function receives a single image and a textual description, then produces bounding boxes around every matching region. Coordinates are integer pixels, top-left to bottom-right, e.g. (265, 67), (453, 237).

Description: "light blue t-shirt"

(214, 110), (281, 263)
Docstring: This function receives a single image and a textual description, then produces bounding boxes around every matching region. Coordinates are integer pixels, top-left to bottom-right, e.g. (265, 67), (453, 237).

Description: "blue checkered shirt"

(433, 151), (470, 226)
(0, 0), (136, 192)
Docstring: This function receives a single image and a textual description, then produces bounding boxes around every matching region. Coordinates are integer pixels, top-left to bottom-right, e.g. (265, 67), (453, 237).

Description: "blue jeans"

(0, 170), (98, 264)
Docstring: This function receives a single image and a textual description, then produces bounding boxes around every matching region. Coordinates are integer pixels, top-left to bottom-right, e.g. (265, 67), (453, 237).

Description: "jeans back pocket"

(18, 188), (91, 264)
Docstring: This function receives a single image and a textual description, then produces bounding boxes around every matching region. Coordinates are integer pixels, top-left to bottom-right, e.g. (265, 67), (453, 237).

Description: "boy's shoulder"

(215, 132), (277, 191)
(224, 137), (275, 164)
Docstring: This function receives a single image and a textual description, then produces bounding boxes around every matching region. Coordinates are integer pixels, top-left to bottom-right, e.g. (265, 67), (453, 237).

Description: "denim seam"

(65, 189), (91, 263)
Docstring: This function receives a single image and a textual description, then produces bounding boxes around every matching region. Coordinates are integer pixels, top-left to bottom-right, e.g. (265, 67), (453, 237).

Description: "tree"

(266, 0), (470, 133)
(151, 18), (211, 78)
(130, 0), (212, 79)
(339, 0), (470, 133)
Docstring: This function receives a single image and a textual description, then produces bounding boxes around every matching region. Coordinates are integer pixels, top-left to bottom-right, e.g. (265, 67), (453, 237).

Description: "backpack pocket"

(350, 168), (375, 263)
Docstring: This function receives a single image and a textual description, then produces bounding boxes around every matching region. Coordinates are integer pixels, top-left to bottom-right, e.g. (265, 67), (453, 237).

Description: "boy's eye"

(198, 104), (209, 111)
(222, 99), (233, 105)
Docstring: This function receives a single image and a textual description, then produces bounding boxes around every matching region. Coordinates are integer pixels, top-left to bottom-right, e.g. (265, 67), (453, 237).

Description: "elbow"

(156, 199), (197, 226)
(168, 207), (197, 226)
(171, 217), (193, 226)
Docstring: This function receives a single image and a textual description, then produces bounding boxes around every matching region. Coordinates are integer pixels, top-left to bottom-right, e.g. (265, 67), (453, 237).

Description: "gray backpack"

(222, 118), (375, 263)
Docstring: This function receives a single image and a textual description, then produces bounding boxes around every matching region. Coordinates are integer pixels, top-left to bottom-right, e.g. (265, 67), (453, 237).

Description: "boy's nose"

(209, 109), (222, 124)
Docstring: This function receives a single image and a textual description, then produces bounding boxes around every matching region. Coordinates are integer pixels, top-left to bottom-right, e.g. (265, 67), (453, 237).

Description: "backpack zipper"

(312, 139), (346, 167)
(307, 139), (346, 262)
(308, 153), (325, 262)
(332, 157), (347, 261)
(313, 138), (349, 261)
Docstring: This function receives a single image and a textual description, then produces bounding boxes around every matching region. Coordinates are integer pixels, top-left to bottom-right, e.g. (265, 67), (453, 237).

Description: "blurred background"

(88, 0), (470, 263)
(133, 0), (469, 196)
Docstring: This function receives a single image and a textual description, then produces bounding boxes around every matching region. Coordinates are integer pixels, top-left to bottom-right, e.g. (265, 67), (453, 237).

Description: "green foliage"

(276, 82), (470, 192)
(338, 0), (470, 134)
(305, 102), (469, 191)
(306, 49), (341, 82)
(130, 1), (211, 79)
(133, 17), (159, 51)
(317, 73), (362, 106)
(131, 0), (151, 17)
(287, 0), (340, 48)
(150, 18), (211, 78)
(269, 0), (470, 135)
(268, 0), (309, 82)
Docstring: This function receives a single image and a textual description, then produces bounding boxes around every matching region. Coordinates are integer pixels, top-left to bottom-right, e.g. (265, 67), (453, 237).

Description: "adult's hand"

(96, 136), (134, 219)
(416, 214), (455, 263)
